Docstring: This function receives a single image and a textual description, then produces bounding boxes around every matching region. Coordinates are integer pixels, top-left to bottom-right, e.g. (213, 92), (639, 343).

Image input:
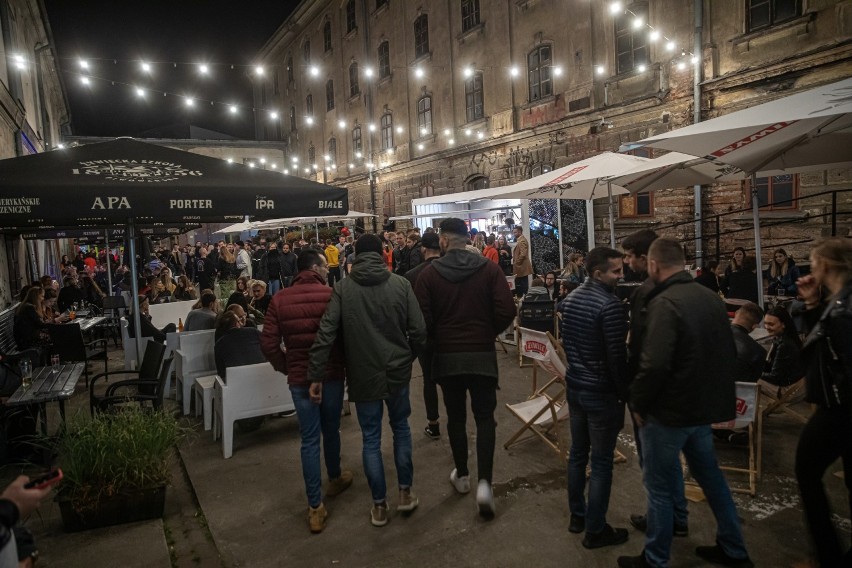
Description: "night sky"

(43, 1), (299, 139)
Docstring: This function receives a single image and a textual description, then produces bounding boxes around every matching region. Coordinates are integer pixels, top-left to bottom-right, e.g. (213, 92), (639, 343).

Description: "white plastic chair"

(174, 330), (216, 415)
(212, 362), (294, 458)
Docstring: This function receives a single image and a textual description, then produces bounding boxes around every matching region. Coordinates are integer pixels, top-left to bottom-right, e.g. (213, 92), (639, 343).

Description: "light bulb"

(553, 66), (563, 76)
(420, 127), (428, 136)
(79, 59), (89, 69)
(338, 120), (346, 128)
(312, 164), (318, 170)
(226, 158), (233, 163)
(349, 163), (355, 169)
(637, 64), (647, 73)
(141, 61), (151, 72)
(80, 76), (90, 85)
(366, 162), (374, 168)
(255, 65), (265, 75)
(309, 65), (319, 77)
(665, 41), (675, 52)
(57, 143), (65, 149)
(417, 143), (424, 150)
(448, 139), (455, 145)
(306, 116), (314, 125)
(364, 67), (374, 77)
(199, 64), (209, 74)
(415, 67), (424, 78)
(396, 126), (403, 134)
(260, 158), (266, 164)
(324, 154), (331, 161)
(291, 156), (299, 163)
(368, 123), (376, 132)
(284, 168), (289, 174)
(477, 132), (485, 139)
(632, 17), (643, 30)
(355, 152), (362, 158)
(510, 66), (519, 77)
(691, 55), (699, 64)
(269, 111), (279, 119)
(463, 67), (474, 78)
(676, 61), (686, 71)
(609, 2), (622, 14)
(185, 98), (194, 107)
(270, 163), (276, 169)
(135, 87), (145, 97)
(304, 167), (310, 173)
(443, 129), (450, 136)
(465, 128), (472, 136)
(649, 30), (660, 42)
(595, 65), (606, 76)
(229, 105), (237, 114)
(248, 162), (255, 168)
(330, 164), (336, 169)
(386, 148), (394, 155)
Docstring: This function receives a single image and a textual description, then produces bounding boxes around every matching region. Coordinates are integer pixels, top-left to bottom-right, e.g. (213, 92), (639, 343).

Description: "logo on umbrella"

(72, 159), (203, 183)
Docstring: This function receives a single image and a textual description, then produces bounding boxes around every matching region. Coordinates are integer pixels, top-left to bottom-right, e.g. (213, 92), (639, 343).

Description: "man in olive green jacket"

(308, 234), (427, 528)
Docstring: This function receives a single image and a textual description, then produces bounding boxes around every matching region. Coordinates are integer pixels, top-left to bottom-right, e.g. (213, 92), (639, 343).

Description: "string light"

(309, 65), (319, 77)
(509, 66), (519, 77)
(140, 61), (151, 72)
(609, 2), (622, 15)
(79, 59), (89, 69)
(255, 65), (265, 76)
(632, 17), (643, 29)
(665, 41), (676, 51)
(649, 30), (660, 42)
(553, 66), (563, 76)
(80, 76), (90, 85)
(229, 104), (237, 113)
(338, 119), (346, 128)
(414, 67), (424, 78)
(135, 86), (145, 97)
(199, 64), (209, 74)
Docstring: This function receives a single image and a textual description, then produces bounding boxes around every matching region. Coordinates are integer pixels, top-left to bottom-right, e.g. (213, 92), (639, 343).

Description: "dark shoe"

(629, 513), (688, 537)
(617, 552), (652, 568)
(695, 544), (754, 567)
(582, 524), (629, 549)
(424, 423), (440, 439)
(568, 515), (585, 534)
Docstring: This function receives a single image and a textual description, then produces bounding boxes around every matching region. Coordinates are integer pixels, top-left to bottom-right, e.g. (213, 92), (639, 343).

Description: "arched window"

(326, 80), (335, 111)
(528, 45), (553, 102)
(464, 72), (484, 122)
(466, 175), (489, 191)
(306, 94), (313, 116)
(349, 62), (360, 97)
(308, 144), (316, 165)
(352, 126), (363, 156)
(377, 41), (391, 79)
(414, 14), (429, 58)
(380, 113), (394, 150)
(303, 40), (311, 64)
(289, 106), (297, 131)
(287, 55), (294, 83)
(346, 0), (357, 33)
(328, 138), (337, 165)
(417, 95), (432, 136)
(323, 21), (332, 53)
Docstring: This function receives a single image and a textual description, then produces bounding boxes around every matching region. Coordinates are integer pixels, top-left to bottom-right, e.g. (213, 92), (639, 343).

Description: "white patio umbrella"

(413, 151), (651, 246)
(212, 218), (255, 235)
(633, 77), (852, 306)
(610, 151), (747, 194)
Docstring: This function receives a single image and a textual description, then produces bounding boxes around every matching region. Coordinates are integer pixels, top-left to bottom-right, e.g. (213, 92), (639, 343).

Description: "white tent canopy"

(252, 210), (376, 230)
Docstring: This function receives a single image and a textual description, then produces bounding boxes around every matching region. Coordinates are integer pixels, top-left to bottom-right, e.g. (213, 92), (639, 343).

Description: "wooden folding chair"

(708, 382), (763, 496)
(761, 378), (810, 424)
(504, 328), (570, 457)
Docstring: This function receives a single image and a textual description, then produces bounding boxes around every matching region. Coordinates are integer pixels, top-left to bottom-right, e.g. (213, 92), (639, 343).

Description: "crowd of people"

(3, 222), (850, 568)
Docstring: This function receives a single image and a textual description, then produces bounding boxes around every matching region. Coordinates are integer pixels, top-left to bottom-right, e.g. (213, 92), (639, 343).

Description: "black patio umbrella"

(0, 137), (348, 359)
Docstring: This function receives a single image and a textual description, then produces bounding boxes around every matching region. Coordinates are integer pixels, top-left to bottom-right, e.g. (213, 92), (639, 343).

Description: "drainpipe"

(692, 0), (704, 267)
(362, 0), (377, 233)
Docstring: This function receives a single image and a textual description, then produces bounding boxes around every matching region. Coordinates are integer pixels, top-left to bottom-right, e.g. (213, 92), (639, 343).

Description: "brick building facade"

(253, 0), (851, 267)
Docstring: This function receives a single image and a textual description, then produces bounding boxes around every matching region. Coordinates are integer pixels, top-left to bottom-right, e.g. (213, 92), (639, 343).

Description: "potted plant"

(54, 407), (183, 532)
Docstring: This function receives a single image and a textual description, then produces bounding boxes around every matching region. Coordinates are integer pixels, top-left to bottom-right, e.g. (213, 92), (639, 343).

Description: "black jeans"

(328, 266), (340, 287)
(514, 274), (529, 297)
(440, 375), (497, 482)
(795, 406), (852, 567)
(418, 346), (439, 422)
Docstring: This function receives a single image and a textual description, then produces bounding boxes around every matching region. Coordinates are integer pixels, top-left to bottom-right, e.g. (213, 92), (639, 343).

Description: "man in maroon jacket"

(414, 218), (517, 517)
(260, 249), (351, 534)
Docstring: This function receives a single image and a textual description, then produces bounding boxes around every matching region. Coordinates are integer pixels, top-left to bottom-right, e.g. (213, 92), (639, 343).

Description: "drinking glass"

(20, 360), (32, 388)
(51, 354), (61, 372)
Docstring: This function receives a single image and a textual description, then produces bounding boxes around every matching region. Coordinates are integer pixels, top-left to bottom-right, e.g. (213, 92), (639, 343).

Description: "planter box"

(58, 486), (166, 532)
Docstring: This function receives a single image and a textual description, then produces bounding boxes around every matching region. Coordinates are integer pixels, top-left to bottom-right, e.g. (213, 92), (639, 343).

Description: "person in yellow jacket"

(325, 240), (341, 286)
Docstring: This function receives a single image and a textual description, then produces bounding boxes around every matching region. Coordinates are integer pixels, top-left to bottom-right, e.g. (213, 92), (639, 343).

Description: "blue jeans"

(640, 419), (749, 567)
(268, 278), (282, 295)
(632, 414), (689, 526)
(290, 381), (345, 508)
(355, 385), (414, 503)
(567, 390), (624, 534)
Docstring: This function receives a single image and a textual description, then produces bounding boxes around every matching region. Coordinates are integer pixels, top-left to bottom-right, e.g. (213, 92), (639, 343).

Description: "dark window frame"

(349, 62), (360, 97)
(461, 0), (480, 32)
(615, 4), (649, 74)
(328, 137), (337, 165)
(308, 144), (316, 165)
(417, 95), (432, 136)
(346, 0), (357, 33)
(323, 21), (333, 53)
(289, 106), (297, 131)
(306, 94), (313, 116)
(527, 44), (553, 102)
(376, 0), (388, 10)
(619, 147), (654, 218)
(326, 80), (335, 111)
(464, 72), (484, 122)
(287, 56), (294, 83)
(748, 174), (799, 211)
(303, 40), (311, 64)
(377, 41), (391, 79)
(747, 0), (800, 32)
(466, 175), (489, 192)
(414, 14), (430, 59)
(352, 126), (363, 156)
(380, 112), (394, 150)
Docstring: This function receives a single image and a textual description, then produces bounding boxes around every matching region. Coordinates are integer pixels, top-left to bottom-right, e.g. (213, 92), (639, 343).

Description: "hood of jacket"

(349, 252), (392, 286)
(432, 248), (489, 283)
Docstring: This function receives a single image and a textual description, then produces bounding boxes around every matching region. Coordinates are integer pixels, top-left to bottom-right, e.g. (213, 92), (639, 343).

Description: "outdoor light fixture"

(248, 162), (255, 168)
(465, 128), (472, 136)
(386, 148), (394, 155)
(691, 55), (699, 64)
(13, 55), (25, 70)
(255, 65), (265, 75)
(396, 126), (404, 134)
(677, 61), (686, 71)
(364, 66), (374, 78)
(510, 66), (519, 77)
(304, 167), (310, 173)
(284, 168), (289, 174)
(80, 76), (90, 85)
(366, 162), (374, 168)
(185, 98), (194, 107)
(463, 67), (474, 78)
(291, 156), (299, 163)
(417, 143), (424, 150)
(415, 67), (424, 78)
(595, 65), (606, 76)
(338, 120), (346, 128)
(270, 163), (276, 169)
(448, 139), (455, 145)
(324, 154), (331, 161)
(229, 105), (238, 114)
(325, 166), (331, 172)
(632, 17), (643, 30)
(420, 127), (428, 136)
(309, 65), (320, 77)
(140, 61), (151, 72)
(443, 128), (451, 136)
(649, 30), (660, 41)
(637, 64), (647, 73)
(306, 116), (314, 125)
(355, 152), (363, 158)
(609, 2), (622, 14)
(227, 158), (233, 163)
(665, 41), (676, 51)
(312, 164), (318, 170)
(199, 64), (209, 74)
(260, 158), (266, 164)
(135, 87), (145, 97)
(368, 123), (376, 132)
(57, 143), (65, 149)
(330, 163), (336, 169)
(79, 59), (89, 69)
(269, 111), (278, 119)
(553, 66), (563, 76)
(477, 132), (485, 140)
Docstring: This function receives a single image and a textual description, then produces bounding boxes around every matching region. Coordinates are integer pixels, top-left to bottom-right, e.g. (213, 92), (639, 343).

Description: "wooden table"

(6, 363), (84, 435)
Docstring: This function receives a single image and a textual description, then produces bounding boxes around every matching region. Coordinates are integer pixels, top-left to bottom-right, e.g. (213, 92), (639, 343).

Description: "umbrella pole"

(607, 181), (616, 248)
(750, 174), (766, 310)
(557, 199), (564, 270)
(104, 229), (113, 294)
(128, 218), (144, 369)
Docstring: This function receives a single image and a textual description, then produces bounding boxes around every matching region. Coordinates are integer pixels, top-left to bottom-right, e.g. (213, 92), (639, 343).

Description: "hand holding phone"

(23, 469), (63, 490)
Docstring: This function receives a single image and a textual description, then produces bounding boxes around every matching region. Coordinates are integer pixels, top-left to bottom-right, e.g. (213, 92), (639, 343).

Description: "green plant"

(56, 408), (184, 508)
(216, 278), (236, 301)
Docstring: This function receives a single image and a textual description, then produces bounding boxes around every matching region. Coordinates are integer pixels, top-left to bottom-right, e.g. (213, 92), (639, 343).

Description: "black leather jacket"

(801, 282), (852, 411)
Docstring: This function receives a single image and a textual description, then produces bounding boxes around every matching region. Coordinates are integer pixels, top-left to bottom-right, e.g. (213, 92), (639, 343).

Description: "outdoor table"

(5, 363), (84, 435)
(67, 315), (106, 333)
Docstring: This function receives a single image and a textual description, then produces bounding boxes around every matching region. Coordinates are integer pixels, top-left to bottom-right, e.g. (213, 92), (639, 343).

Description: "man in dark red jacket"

(260, 249), (351, 534)
(414, 218), (516, 518)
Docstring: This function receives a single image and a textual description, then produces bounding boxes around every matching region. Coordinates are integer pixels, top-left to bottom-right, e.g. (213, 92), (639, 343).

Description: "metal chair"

(89, 340), (166, 414)
(93, 356), (174, 413)
(101, 295), (127, 346)
(47, 323), (108, 388)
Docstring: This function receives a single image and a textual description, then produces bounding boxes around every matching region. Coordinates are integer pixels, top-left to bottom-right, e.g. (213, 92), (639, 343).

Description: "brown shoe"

(308, 503), (328, 533)
(326, 470), (353, 497)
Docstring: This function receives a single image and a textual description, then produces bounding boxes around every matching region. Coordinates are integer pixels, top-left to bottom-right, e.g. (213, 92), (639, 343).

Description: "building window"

(376, 0), (388, 10)
(326, 80), (335, 111)
(273, 72), (280, 95)
(308, 144), (316, 165)
(530, 163), (553, 177)
(420, 185), (435, 198)
(380, 112), (394, 150)
(290, 106), (297, 131)
(287, 56), (294, 83)
(619, 192), (653, 218)
(383, 188), (395, 218)
(377, 41), (391, 79)
(260, 84), (267, 106)
(323, 21), (332, 53)
(352, 126), (363, 156)
(750, 174), (798, 210)
(465, 72), (484, 122)
(349, 62), (360, 97)
(528, 45), (553, 102)
(417, 96), (432, 136)
(414, 14), (430, 59)
(303, 40), (311, 64)
(615, 4), (649, 74)
(306, 94), (313, 116)
(346, 0), (357, 33)
(275, 119), (282, 140)
(748, 0), (799, 32)
(466, 175), (489, 191)
(328, 138), (337, 164)
(461, 0), (480, 32)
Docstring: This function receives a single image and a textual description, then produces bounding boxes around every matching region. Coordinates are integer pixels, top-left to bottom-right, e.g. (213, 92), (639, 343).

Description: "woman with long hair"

(725, 255), (759, 303)
(760, 305), (804, 389)
(13, 287), (65, 353)
(724, 247), (747, 280)
(562, 252), (587, 284)
(794, 237), (852, 568)
(496, 235), (513, 276)
(159, 267), (177, 295)
(174, 275), (197, 301)
(765, 248), (801, 296)
(473, 232), (486, 254)
(218, 243), (238, 281)
(235, 276), (250, 298)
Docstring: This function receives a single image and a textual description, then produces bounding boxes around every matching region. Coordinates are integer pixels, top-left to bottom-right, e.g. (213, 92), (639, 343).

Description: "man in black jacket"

(731, 302), (765, 382)
(618, 239), (752, 568)
(279, 242), (298, 288)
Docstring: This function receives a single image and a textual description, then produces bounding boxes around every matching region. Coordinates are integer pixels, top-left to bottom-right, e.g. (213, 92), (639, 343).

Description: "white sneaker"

(476, 479), (495, 517)
(449, 468), (471, 494)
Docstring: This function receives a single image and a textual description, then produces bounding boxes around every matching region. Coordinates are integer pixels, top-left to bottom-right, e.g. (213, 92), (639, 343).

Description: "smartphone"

(23, 469), (63, 490)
